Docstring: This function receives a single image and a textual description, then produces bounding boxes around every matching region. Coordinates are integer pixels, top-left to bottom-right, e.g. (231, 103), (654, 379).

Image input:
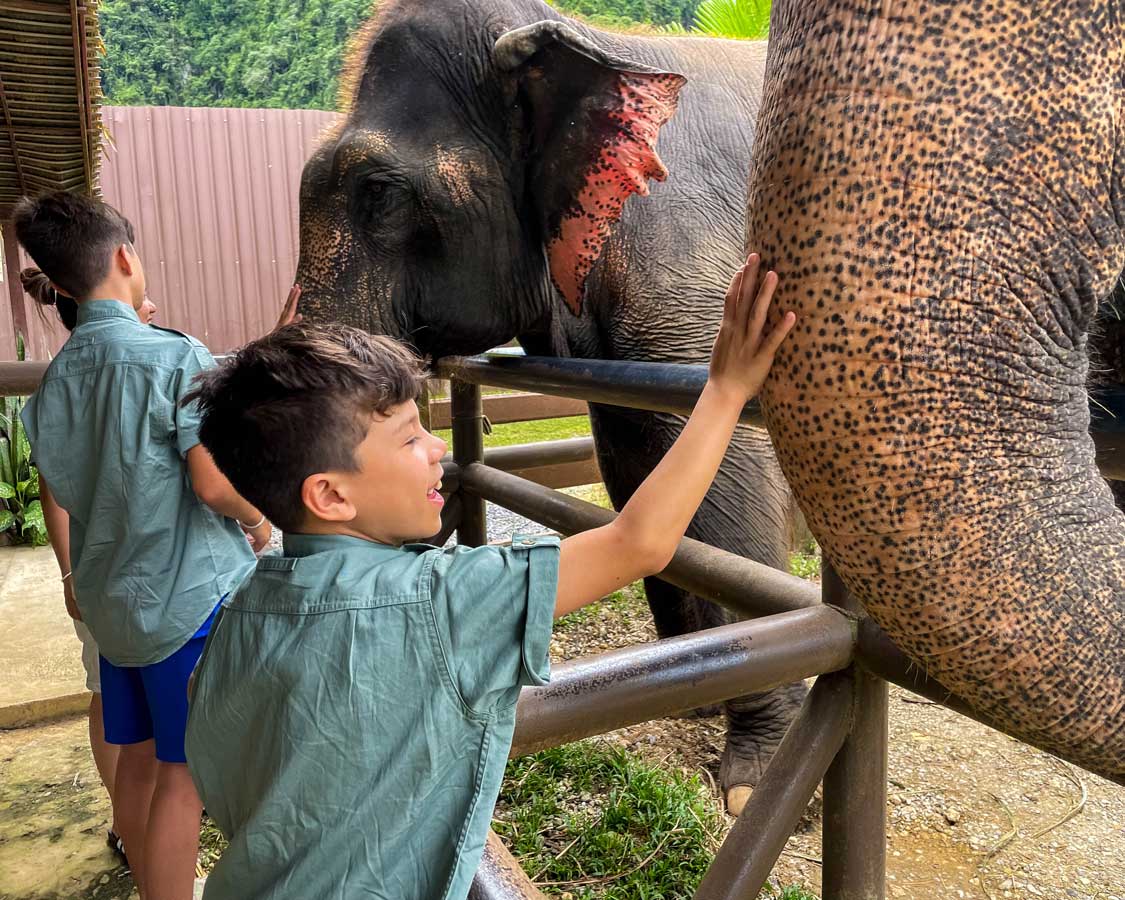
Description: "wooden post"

(3, 225), (29, 358)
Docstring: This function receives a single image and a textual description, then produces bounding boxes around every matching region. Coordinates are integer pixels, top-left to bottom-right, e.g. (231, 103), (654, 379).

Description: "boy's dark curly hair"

(184, 322), (427, 532)
(13, 191), (136, 302)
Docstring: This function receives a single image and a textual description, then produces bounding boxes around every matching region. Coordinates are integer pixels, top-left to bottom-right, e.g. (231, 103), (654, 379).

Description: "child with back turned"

(184, 254), (795, 900)
(14, 192), (272, 900)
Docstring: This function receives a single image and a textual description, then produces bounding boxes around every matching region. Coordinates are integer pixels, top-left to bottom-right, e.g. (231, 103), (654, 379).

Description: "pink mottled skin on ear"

(548, 71), (686, 314)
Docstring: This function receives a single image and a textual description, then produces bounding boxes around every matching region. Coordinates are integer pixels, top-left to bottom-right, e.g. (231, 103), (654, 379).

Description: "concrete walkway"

(0, 545), (90, 726)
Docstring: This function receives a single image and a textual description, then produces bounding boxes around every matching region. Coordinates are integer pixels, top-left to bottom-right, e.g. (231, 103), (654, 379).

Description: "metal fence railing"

(3, 355), (1123, 899)
(432, 353), (1125, 900)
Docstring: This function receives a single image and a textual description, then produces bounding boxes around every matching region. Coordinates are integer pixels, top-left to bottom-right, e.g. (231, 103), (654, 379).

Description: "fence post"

(821, 564), (888, 900)
(451, 379), (487, 546)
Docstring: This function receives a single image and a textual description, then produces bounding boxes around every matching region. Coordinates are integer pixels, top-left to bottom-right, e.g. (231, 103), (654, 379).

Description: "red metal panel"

(0, 105), (340, 360)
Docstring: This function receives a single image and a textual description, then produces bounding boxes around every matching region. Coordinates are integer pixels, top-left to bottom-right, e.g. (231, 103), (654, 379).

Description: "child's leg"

(144, 762), (203, 900)
(98, 655), (157, 894)
(139, 630), (210, 900)
(114, 739), (158, 892)
(75, 623), (120, 827)
(88, 693), (121, 813)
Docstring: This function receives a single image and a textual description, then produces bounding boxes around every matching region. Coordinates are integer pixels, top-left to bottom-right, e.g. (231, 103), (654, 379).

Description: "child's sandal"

(106, 829), (128, 865)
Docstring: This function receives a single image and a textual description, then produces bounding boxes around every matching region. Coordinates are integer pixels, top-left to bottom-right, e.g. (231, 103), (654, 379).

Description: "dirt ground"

(2, 596), (1123, 900)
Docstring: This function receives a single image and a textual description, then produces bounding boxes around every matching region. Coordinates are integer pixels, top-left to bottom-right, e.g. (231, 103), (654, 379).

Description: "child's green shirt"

(185, 531), (559, 900)
(20, 300), (255, 665)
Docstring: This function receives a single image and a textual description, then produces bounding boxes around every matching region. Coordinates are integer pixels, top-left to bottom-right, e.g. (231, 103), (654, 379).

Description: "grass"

(495, 742), (818, 900)
(766, 888), (819, 900)
(494, 741), (726, 898)
(434, 414), (592, 449)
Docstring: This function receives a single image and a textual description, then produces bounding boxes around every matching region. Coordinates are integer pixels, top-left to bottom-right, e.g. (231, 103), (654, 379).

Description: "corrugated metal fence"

(0, 105), (340, 360)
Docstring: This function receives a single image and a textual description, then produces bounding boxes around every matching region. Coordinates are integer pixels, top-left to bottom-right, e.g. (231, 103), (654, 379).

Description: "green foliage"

(99, 0), (375, 109)
(788, 536), (820, 580)
(691, 0), (770, 38)
(551, 0), (703, 29)
(662, 0), (771, 38)
(0, 395), (47, 546)
(98, 1), (722, 109)
(495, 741), (725, 898)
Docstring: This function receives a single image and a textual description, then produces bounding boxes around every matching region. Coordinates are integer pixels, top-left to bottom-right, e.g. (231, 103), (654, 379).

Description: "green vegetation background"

(98, 1), (706, 110)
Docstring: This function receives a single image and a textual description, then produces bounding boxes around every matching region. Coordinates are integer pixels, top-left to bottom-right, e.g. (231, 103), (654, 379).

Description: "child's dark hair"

(12, 191), (136, 301)
(185, 323), (427, 532)
(20, 267), (78, 331)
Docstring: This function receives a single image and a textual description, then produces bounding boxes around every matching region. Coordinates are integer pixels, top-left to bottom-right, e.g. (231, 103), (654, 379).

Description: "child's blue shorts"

(99, 602), (220, 763)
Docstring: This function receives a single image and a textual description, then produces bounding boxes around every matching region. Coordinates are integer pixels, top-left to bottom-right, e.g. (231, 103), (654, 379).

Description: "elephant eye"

(355, 174), (413, 238)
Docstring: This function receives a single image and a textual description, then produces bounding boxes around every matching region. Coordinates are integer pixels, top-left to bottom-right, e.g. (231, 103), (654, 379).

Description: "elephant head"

(750, 0), (1125, 779)
(295, 0), (684, 358)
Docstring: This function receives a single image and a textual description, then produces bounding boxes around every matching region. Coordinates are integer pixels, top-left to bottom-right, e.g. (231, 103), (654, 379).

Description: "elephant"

(294, 0), (803, 812)
(748, 0), (1124, 780)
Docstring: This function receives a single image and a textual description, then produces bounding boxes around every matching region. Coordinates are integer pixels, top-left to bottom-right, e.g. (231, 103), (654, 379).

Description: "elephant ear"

(495, 21), (686, 315)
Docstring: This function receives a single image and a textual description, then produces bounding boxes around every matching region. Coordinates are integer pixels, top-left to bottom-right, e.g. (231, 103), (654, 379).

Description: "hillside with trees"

(98, 0), (707, 109)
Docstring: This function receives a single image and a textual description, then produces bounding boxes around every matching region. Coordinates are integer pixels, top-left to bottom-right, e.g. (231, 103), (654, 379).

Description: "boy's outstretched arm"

(186, 445), (272, 552)
(553, 254), (796, 618)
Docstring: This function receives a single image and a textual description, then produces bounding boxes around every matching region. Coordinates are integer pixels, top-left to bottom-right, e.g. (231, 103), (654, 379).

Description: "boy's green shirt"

(185, 531), (560, 900)
(20, 300), (256, 665)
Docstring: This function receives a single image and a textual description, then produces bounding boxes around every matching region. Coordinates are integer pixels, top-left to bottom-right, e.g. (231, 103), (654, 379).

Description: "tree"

(98, 0), (726, 109)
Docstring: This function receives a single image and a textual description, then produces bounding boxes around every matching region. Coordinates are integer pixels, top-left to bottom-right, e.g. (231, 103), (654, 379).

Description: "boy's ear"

(114, 244), (135, 278)
(300, 472), (356, 523)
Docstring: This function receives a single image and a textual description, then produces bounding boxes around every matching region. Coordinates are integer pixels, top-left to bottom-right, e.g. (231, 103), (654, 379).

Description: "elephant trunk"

(750, 0), (1125, 779)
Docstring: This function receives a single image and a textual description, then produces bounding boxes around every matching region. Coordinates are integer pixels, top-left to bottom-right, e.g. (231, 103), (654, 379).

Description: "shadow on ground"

(0, 717), (134, 899)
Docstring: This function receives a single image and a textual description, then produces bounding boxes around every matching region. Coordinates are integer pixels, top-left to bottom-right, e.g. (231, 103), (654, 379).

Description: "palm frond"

(692, 0), (770, 40)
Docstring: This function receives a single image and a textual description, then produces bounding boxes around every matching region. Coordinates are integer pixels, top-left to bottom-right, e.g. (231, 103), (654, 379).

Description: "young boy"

(183, 254), (794, 900)
(15, 191), (272, 900)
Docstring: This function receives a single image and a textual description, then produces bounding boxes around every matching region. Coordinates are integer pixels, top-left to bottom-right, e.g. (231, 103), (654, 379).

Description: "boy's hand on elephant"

(275, 284), (303, 331)
(708, 253), (795, 403)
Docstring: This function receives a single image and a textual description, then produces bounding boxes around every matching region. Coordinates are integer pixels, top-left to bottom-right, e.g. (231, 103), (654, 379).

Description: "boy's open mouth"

(427, 481), (444, 505)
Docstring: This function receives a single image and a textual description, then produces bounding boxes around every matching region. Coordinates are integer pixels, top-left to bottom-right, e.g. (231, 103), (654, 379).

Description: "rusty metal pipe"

(439, 355), (1125, 478)
(469, 831), (548, 900)
(440, 438), (595, 483)
(0, 360), (46, 391)
(510, 605), (855, 756)
(437, 354), (765, 426)
(483, 437), (594, 470)
(452, 382), (487, 546)
(822, 567), (888, 900)
(461, 463), (821, 616)
(693, 672), (854, 899)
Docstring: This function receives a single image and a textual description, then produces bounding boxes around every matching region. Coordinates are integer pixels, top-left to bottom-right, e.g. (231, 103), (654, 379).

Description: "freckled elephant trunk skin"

(750, 0), (1125, 779)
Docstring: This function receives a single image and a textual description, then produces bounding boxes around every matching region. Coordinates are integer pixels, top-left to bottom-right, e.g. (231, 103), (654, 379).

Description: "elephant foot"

(721, 680), (808, 816)
(719, 740), (771, 816)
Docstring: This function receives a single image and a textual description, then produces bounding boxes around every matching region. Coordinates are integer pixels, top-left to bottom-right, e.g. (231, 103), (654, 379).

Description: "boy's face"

(338, 401), (448, 545)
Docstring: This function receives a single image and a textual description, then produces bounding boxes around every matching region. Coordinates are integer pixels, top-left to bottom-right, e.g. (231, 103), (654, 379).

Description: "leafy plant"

(0, 336), (47, 546)
(0, 399), (46, 545)
(664, 0), (771, 39)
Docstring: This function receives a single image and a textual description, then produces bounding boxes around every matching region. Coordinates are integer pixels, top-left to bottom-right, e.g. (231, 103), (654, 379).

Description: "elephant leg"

(589, 404), (806, 814)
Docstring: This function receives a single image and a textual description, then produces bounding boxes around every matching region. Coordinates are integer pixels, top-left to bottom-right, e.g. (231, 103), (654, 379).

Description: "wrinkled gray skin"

(295, 0), (801, 804)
